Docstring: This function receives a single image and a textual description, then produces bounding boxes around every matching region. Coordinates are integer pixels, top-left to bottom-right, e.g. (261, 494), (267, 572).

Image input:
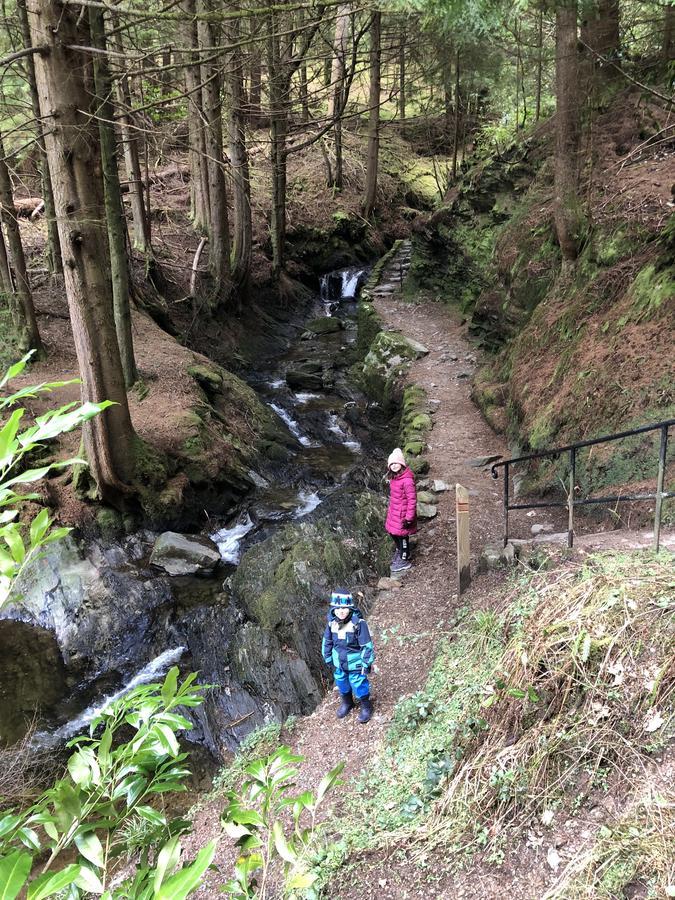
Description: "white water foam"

(341, 269), (363, 299)
(327, 413), (361, 452)
(293, 489), (322, 518)
(267, 378), (285, 389)
(293, 392), (321, 404)
(268, 402), (314, 447)
(31, 646), (186, 749)
(211, 515), (255, 564)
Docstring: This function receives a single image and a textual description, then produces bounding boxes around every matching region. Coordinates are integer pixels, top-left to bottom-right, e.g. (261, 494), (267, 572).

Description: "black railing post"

(568, 448), (576, 549)
(503, 461), (510, 548)
(654, 425), (669, 552)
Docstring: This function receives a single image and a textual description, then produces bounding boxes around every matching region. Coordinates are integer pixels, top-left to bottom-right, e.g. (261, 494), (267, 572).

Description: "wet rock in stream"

(1, 489), (389, 756)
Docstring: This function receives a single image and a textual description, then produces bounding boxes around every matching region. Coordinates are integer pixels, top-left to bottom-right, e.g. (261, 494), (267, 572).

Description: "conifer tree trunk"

(197, 0), (231, 301)
(664, 4), (675, 61)
(452, 50), (461, 180)
(109, 18), (152, 254)
(0, 226), (12, 295)
(399, 31), (406, 135)
(225, 17), (252, 294)
(16, 0), (61, 276)
(582, 0), (620, 81)
(328, 5), (350, 190)
(90, 4), (137, 388)
(249, 51), (262, 126)
(267, 11), (289, 278)
(362, 10), (381, 218)
(535, 4), (544, 121)
(181, 0), (209, 232)
(27, 0), (136, 499)
(554, 0), (584, 264)
(0, 135), (42, 352)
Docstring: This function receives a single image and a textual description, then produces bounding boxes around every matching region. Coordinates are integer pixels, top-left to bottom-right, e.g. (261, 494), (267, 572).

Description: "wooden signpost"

(456, 483), (471, 594)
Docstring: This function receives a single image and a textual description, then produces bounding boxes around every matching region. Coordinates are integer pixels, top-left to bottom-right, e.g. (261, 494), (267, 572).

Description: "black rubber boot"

(336, 692), (355, 719)
(358, 695), (373, 724)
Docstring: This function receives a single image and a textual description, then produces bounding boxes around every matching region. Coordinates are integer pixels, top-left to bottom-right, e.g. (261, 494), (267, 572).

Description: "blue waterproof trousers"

(334, 667), (370, 699)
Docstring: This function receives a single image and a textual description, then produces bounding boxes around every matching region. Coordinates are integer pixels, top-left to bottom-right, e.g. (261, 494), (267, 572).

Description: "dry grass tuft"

(0, 719), (62, 808)
(419, 552), (675, 855)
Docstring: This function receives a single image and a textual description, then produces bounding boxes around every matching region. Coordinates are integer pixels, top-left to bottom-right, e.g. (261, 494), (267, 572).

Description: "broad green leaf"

(74, 865), (103, 894)
(271, 821), (296, 864)
(155, 724), (180, 757)
(287, 870), (317, 890)
(135, 806), (166, 828)
(155, 840), (217, 900)
(153, 835), (182, 893)
(68, 752), (92, 788)
(0, 850), (32, 900)
(16, 827), (40, 852)
(315, 761), (345, 805)
(0, 814), (21, 839)
(27, 865), (82, 900)
(74, 831), (104, 869)
(161, 667), (178, 705)
(221, 822), (252, 842)
(0, 353), (33, 390)
(0, 409), (23, 467)
(29, 508), (50, 546)
(3, 526), (25, 565)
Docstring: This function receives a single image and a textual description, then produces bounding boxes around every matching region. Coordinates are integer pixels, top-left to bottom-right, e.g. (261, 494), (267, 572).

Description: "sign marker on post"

(456, 483), (471, 594)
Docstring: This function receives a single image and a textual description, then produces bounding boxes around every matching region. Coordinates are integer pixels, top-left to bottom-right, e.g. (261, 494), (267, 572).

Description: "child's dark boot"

(358, 695), (373, 724)
(336, 692), (355, 719)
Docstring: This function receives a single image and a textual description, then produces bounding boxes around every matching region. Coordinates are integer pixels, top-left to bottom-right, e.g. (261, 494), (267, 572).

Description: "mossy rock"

(187, 363), (224, 392)
(408, 456), (430, 475)
(403, 440), (426, 457)
(408, 413), (433, 433)
(96, 506), (124, 539)
(305, 316), (344, 335)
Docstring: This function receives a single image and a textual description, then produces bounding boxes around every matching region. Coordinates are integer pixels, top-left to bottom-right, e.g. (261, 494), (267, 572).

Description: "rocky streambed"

(1, 266), (393, 758)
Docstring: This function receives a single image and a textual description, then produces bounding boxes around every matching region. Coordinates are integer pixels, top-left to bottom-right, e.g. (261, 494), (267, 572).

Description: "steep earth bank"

(409, 87), (674, 512)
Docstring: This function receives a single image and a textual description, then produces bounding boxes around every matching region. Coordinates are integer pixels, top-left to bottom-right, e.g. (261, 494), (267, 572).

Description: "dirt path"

(190, 252), (672, 896)
(189, 254), (513, 895)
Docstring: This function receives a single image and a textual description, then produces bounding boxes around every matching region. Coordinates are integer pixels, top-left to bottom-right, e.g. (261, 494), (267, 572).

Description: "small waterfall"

(327, 413), (362, 453)
(341, 269), (364, 300)
(293, 392), (321, 404)
(268, 402), (314, 447)
(211, 515), (255, 564)
(31, 647), (186, 749)
(293, 490), (322, 518)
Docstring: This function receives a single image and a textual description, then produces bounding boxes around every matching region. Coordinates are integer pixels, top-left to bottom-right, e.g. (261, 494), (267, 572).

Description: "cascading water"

(30, 647), (186, 750)
(320, 267), (366, 311)
(267, 402), (315, 447)
(211, 515), (255, 564)
(5, 259), (374, 754)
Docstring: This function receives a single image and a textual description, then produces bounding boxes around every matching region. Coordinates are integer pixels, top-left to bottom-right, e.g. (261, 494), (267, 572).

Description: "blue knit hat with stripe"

(330, 587), (355, 608)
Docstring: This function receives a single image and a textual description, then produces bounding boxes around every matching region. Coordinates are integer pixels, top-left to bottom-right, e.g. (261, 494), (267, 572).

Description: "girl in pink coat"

(385, 447), (417, 572)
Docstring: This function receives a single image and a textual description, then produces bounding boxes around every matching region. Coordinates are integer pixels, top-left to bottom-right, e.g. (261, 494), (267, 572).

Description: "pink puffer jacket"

(385, 466), (418, 536)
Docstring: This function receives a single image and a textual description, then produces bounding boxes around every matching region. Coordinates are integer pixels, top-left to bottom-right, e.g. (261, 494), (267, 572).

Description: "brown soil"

(184, 280), (673, 897)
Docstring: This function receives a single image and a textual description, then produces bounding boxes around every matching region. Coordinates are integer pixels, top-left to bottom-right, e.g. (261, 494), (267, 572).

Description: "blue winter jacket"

(322, 608), (375, 673)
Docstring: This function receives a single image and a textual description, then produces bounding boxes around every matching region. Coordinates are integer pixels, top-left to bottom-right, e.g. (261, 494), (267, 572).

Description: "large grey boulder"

(150, 532), (221, 576)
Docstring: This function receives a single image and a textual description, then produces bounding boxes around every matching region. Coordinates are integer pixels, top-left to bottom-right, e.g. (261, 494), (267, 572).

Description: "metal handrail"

(490, 418), (674, 551)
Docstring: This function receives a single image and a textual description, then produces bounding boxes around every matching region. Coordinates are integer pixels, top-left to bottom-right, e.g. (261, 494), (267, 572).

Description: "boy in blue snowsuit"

(322, 588), (375, 724)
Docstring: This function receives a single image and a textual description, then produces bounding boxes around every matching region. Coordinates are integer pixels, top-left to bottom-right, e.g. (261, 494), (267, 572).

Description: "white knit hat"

(387, 447), (406, 469)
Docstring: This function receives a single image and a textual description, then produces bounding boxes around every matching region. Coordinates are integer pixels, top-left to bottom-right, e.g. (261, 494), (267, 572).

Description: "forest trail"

(189, 254), (512, 896)
(191, 249), (672, 897)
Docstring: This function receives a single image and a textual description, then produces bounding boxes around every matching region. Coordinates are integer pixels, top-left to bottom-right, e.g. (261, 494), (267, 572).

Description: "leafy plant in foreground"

(221, 747), (344, 899)
(0, 667), (214, 899)
(0, 352), (110, 609)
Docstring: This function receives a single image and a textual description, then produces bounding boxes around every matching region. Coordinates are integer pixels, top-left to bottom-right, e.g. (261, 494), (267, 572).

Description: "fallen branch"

(190, 236), (207, 298)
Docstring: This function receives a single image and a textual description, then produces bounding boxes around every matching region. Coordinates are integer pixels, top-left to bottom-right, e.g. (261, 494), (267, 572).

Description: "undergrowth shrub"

(315, 550), (675, 894)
